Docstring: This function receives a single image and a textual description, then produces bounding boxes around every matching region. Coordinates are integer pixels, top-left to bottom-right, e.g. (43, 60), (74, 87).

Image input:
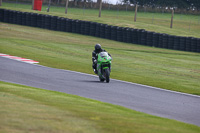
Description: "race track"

(0, 56), (200, 126)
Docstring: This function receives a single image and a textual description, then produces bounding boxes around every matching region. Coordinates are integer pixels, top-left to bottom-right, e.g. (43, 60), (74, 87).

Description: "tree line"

(44, 0), (200, 10)
(51, 0), (200, 10)
(123, 0), (200, 10)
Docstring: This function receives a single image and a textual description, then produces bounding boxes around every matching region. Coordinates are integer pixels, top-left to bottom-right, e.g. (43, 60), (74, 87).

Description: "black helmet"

(95, 44), (101, 52)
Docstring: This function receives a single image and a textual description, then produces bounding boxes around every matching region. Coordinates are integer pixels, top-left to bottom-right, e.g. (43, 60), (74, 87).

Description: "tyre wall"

(0, 9), (200, 53)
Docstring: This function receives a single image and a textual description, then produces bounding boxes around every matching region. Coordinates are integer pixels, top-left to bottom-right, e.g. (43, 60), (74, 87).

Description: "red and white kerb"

(0, 53), (39, 64)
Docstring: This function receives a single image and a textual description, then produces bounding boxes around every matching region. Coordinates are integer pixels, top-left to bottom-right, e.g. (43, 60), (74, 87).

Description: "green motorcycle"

(96, 52), (112, 83)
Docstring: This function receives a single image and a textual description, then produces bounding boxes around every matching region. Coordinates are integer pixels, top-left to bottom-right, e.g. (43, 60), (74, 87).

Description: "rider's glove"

(94, 59), (97, 64)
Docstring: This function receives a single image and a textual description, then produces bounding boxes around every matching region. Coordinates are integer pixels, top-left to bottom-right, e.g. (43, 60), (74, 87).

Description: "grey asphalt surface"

(0, 56), (200, 127)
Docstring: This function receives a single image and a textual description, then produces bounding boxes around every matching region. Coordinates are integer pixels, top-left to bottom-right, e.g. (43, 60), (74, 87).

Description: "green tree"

(122, 0), (191, 9)
(190, 0), (200, 10)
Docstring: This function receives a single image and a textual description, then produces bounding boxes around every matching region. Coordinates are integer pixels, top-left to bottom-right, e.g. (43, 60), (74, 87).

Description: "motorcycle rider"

(92, 44), (111, 74)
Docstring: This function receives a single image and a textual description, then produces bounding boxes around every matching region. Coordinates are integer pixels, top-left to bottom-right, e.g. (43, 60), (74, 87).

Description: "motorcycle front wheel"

(105, 68), (110, 83)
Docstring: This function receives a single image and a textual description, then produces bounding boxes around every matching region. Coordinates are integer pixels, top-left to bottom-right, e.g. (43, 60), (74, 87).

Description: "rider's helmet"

(95, 44), (101, 53)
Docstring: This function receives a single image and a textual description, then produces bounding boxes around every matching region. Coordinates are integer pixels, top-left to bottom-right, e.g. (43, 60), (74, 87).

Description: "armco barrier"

(0, 8), (199, 53)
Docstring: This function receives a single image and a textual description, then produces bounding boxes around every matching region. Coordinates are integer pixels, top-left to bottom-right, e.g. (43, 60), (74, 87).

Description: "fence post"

(91, 1), (93, 8)
(170, 9), (174, 28)
(47, 0), (51, 12)
(74, 0), (77, 7)
(31, 0), (34, 9)
(134, 4), (137, 22)
(99, 0), (102, 17)
(65, 0), (69, 14)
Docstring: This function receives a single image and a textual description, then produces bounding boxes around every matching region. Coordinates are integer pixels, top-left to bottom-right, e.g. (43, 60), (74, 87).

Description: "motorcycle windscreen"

(99, 52), (108, 58)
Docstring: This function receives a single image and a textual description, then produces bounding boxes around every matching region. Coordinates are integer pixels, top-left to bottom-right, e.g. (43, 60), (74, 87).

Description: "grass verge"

(1, 81), (200, 133)
(0, 22), (200, 95)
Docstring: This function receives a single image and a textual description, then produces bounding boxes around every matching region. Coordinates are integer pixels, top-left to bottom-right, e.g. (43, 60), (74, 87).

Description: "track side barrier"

(0, 8), (199, 53)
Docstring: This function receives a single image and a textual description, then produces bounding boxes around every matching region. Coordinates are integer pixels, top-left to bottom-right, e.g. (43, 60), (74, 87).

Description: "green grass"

(0, 3), (200, 132)
(0, 23), (200, 95)
(1, 81), (200, 133)
(1, 2), (200, 38)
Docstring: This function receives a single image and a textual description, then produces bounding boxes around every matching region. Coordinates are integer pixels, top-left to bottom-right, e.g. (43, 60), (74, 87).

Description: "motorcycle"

(96, 52), (112, 83)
